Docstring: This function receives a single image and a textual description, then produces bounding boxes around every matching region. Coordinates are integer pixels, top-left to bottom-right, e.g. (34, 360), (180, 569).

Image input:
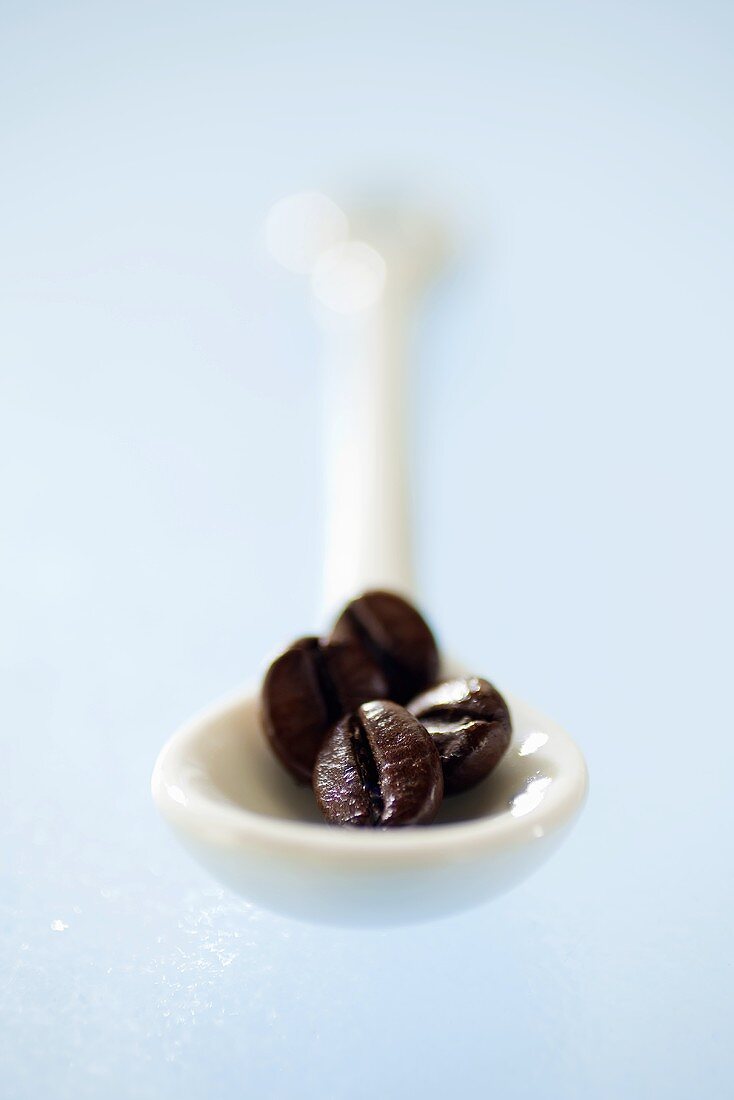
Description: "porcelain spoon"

(151, 194), (588, 925)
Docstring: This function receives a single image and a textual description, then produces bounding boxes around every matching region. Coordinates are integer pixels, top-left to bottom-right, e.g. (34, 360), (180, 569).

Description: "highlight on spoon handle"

(262, 191), (447, 623)
(319, 294), (415, 621)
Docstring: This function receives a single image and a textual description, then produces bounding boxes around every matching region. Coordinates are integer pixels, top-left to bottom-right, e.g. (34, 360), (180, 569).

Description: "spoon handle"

(319, 294), (415, 620)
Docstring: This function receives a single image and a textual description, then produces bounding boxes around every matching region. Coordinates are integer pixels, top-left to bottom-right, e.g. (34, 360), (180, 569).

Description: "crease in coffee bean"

(349, 714), (384, 825)
(341, 605), (406, 690)
(421, 707), (506, 730)
(408, 677), (512, 796)
(420, 716), (479, 740)
(310, 642), (344, 724)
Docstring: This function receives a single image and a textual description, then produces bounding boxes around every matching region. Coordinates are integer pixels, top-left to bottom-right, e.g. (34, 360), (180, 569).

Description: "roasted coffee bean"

(261, 637), (388, 783)
(407, 677), (512, 795)
(313, 700), (444, 827)
(330, 590), (439, 704)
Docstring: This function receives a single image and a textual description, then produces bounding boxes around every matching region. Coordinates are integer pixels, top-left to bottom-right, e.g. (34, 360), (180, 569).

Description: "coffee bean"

(313, 700), (444, 826)
(261, 637), (388, 783)
(407, 677), (512, 795)
(330, 591), (439, 704)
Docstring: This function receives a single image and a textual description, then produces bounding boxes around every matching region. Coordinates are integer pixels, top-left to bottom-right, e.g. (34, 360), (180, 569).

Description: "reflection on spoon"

(518, 731), (549, 757)
(511, 775), (553, 818)
(264, 191), (348, 274)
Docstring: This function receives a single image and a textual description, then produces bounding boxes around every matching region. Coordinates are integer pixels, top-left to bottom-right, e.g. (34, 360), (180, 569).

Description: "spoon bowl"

(152, 193), (588, 923)
(152, 668), (587, 925)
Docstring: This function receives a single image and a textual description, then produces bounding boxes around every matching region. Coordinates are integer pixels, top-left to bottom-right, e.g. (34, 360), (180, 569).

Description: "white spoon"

(151, 195), (588, 926)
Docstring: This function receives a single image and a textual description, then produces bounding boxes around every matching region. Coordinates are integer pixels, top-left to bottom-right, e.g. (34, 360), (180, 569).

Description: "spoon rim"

(152, 682), (588, 865)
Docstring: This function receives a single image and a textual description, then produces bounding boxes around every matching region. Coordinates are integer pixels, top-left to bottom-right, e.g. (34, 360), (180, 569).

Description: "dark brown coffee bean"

(261, 637), (388, 784)
(407, 677), (512, 795)
(330, 591), (439, 704)
(313, 700), (444, 827)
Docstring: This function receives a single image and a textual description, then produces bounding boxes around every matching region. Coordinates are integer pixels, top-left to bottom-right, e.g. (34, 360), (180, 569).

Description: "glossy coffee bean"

(407, 677), (512, 795)
(261, 637), (388, 784)
(330, 590), (439, 704)
(313, 700), (444, 827)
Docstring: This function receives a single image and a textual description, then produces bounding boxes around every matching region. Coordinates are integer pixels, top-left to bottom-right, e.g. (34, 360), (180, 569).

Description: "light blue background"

(2, 2), (733, 1097)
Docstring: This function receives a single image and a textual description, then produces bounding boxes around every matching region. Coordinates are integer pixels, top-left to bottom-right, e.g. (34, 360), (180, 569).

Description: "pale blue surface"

(2, 2), (733, 1097)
